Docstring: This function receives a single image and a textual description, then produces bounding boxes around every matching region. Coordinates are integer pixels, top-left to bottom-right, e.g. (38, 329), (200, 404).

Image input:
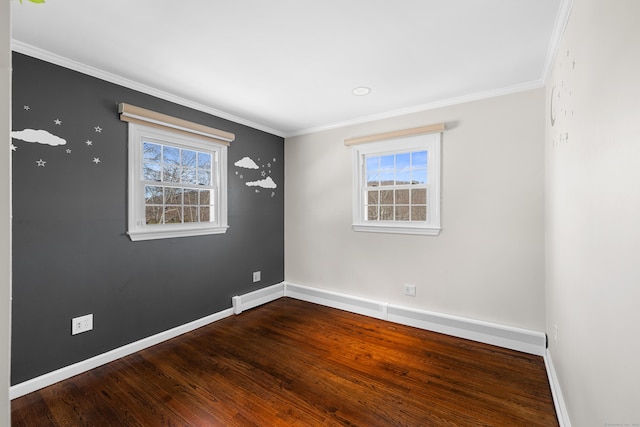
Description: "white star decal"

(94, 126), (102, 133)
(23, 105), (30, 110)
(66, 149), (72, 154)
(261, 170), (266, 177)
(36, 159), (46, 167)
(267, 162), (271, 168)
(85, 140), (93, 146)
(10, 144), (16, 152)
(92, 157), (101, 164)
(54, 119), (62, 125)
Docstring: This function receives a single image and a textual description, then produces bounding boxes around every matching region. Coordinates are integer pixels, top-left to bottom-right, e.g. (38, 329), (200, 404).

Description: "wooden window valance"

(118, 103), (235, 146)
(344, 123), (446, 146)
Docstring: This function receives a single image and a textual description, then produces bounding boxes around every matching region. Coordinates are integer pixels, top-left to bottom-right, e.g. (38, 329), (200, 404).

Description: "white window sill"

(128, 225), (229, 241)
(352, 224), (441, 236)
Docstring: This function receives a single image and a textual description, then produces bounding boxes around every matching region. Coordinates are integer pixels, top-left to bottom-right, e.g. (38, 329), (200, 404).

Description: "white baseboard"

(11, 281), (548, 400)
(284, 281), (546, 356)
(544, 350), (572, 427)
(10, 307), (235, 400)
(232, 283), (285, 314)
(386, 304), (546, 356)
(284, 282), (389, 320)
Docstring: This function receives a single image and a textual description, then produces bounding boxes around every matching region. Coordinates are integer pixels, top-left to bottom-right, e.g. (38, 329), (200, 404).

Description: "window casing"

(352, 133), (441, 235)
(127, 123), (228, 241)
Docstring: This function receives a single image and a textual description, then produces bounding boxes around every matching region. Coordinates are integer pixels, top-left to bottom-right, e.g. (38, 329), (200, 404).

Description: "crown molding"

(11, 40), (286, 138)
(540, 0), (574, 84)
(286, 79), (545, 138)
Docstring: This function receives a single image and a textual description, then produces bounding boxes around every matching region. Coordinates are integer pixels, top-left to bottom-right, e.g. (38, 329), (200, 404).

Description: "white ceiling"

(11, 0), (568, 137)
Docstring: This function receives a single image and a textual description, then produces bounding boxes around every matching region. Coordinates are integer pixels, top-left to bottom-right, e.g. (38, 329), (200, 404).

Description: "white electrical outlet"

(253, 271), (261, 283)
(404, 284), (416, 297)
(72, 314), (93, 335)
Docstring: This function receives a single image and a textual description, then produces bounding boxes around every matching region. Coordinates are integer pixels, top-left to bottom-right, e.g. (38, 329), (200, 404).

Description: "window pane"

(184, 206), (198, 223)
(380, 155), (395, 184)
(395, 189), (409, 204)
(411, 188), (427, 204)
(198, 169), (211, 186)
(380, 190), (393, 205)
(411, 206), (427, 221)
(396, 153), (411, 184)
(164, 187), (182, 205)
(163, 164), (180, 183)
(163, 146), (180, 165)
(380, 155), (394, 169)
(198, 152), (211, 169)
(143, 163), (161, 182)
(396, 169), (411, 185)
(143, 142), (161, 162)
(144, 186), (163, 204)
(395, 206), (410, 221)
(145, 206), (163, 224)
(199, 189), (211, 205)
(366, 157), (380, 186)
(411, 151), (427, 167)
(181, 167), (197, 184)
(199, 206), (210, 222)
(411, 169), (427, 185)
(367, 206), (378, 221)
(367, 190), (379, 204)
(183, 189), (198, 205)
(182, 150), (196, 167)
(164, 206), (182, 223)
(380, 206), (393, 221)
(411, 150), (428, 184)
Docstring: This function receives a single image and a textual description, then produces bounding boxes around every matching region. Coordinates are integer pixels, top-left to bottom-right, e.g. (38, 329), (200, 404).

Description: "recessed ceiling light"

(352, 86), (371, 96)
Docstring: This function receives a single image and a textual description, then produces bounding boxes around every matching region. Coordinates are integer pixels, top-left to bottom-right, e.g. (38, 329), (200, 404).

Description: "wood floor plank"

(12, 298), (558, 426)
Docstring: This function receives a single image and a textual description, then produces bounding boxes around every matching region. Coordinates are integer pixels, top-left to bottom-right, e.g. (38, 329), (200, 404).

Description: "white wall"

(545, 0), (640, 425)
(285, 89), (546, 332)
(1, 0), (11, 424)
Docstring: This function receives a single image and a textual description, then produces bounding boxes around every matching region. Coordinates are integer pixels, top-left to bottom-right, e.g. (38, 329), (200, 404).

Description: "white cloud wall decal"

(234, 156), (259, 169)
(11, 129), (67, 146)
(246, 176), (277, 189)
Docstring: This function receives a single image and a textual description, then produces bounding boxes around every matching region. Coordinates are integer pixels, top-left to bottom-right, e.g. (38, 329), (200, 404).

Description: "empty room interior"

(1, 0), (639, 425)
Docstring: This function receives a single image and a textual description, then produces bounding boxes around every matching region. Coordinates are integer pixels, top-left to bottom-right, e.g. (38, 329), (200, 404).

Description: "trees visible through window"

(142, 142), (216, 225)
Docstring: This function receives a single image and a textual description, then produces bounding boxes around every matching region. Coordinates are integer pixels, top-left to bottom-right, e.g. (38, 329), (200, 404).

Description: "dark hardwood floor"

(12, 298), (558, 426)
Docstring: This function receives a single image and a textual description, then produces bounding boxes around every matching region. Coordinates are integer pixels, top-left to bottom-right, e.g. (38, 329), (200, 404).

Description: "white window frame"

(127, 123), (228, 241)
(351, 133), (441, 235)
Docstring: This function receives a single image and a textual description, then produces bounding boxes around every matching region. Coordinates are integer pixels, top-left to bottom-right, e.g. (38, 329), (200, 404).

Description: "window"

(352, 133), (441, 235)
(127, 123), (228, 241)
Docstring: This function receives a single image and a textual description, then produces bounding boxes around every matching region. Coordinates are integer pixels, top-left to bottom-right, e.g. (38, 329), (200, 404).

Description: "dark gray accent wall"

(11, 53), (284, 385)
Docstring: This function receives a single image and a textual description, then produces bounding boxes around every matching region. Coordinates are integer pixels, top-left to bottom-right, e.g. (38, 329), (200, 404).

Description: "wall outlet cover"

(253, 271), (261, 282)
(72, 314), (93, 335)
(404, 284), (416, 297)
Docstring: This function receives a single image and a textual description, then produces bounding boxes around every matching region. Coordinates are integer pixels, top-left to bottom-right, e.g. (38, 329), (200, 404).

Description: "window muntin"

(352, 133), (441, 235)
(128, 123), (228, 241)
